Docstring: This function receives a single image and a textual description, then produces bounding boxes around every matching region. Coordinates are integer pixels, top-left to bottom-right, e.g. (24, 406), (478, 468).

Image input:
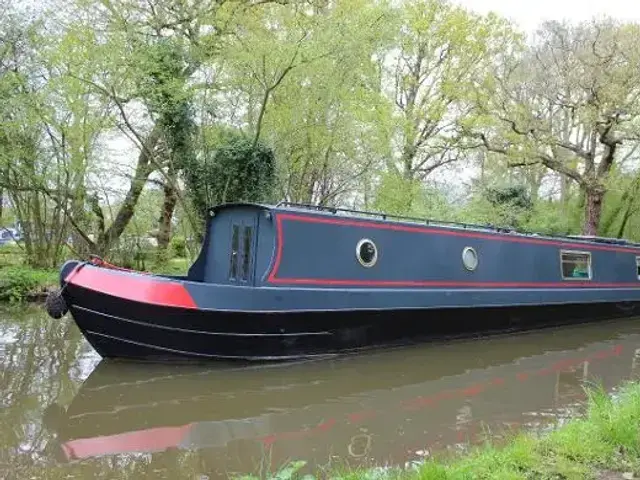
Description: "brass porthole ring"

(356, 238), (378, 268)
(462, 246), (478, 271)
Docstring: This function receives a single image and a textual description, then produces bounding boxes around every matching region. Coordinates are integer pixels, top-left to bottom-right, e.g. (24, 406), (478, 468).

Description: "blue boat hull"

(63, 276), (640, 361)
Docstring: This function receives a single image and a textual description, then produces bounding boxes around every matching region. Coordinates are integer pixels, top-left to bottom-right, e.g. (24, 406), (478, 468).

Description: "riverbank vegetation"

(0, 242), (189, 303)
(247, 382), (640, 480)
(2, 0), (640, 273)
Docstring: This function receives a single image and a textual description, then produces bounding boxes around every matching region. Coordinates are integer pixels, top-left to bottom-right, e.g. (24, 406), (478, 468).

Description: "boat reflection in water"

(46, 319), (640, 478)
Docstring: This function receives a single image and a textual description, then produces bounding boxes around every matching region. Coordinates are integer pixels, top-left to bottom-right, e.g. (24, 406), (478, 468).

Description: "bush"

(152, 247), (171, 270)
(109, 235), (155, 270)
(0, 244), (26, 267)
(0, 266), (57, 304)
(181, 130), (276, 228)
(151, 257), (189, 276)
(170, 235), (187, 258)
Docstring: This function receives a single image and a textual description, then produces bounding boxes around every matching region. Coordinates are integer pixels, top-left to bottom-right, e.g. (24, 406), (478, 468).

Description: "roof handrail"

(274, 201), (640, 247)
(275, 202), (526, 232)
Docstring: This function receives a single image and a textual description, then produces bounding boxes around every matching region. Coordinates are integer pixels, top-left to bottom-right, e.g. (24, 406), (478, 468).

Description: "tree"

(474, 18), (640, 235)
(182, 130), (276, 228)
(386, 0), (519, 184)
(484, 184), (533, 228)
(0, 2), (80, 267)
(217, 0), (395, 207)
(135, 38), (194, 252)
(53, 0), (292, 255)
(599, 168), (640, 238)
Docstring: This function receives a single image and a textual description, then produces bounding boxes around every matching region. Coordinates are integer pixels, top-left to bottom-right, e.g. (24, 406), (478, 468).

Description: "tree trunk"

(583, 186), (604, 236)
(96, 126), (160, 254)
(31, 191), (47, 267)
(71, 186), (89, 255)
(616, 202), (634, 239)
(156, 169), (178, 251)
(401, 143), (417, 181)
(12, 195), (33, 260)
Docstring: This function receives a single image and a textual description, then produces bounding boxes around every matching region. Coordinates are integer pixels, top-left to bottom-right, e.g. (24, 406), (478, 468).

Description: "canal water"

(2, 308), (640, 479)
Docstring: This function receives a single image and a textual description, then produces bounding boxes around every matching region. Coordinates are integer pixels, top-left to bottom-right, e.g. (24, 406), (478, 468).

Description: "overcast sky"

(455, 0), (640, 32)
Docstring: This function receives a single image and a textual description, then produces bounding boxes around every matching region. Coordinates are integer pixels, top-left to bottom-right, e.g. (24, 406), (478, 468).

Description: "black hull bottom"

(63, 284), (640, 362)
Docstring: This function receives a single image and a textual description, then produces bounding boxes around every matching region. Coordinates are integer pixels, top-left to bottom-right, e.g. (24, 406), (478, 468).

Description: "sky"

(455, 0), (640, 32)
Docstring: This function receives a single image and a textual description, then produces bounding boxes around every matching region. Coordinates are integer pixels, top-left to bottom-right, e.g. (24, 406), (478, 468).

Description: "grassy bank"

(0, 265), (58, 303)
(0, 245), (190, 304)
(254, 383), (640, 480)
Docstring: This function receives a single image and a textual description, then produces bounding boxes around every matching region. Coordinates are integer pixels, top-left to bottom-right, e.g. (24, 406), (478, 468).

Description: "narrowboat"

(45, 202), (640, 361)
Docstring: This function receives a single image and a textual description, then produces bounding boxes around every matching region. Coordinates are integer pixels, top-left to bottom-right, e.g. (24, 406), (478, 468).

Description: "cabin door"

(227, 215), (258, 285)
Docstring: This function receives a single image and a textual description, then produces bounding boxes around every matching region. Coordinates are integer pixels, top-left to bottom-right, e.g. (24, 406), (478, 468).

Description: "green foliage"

(372, 172), (424, 216)
(598, 169), (640, 241)
(219, 0), (395, 206)
(135, 40), (188, 118)
(522, 199), (583, 236)
(108, 235), (154, 270)
(483, 184), (533, 228)
(391, 0), (521, 182)
(233, 460), (312, 480)
(485, 185), (532, 210)
(134, 38), (196, 170)
(182, 130), (276, 225)
(0, 244), (25, 267)
(372, 171), (451, 219)
(471, 18), (640, 234)
(0, 266), (57, 303)
(121, 188), (164, 240)
(150, 257), (189, 276)
(170, 235), (187, 258)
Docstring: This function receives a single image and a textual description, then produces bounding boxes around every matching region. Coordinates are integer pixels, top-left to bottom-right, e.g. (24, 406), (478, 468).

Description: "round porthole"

(356, 238), (378, 267)
(462, 246), (478, 271)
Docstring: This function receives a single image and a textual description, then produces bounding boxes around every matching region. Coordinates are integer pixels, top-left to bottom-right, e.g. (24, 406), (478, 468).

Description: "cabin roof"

(208, 202), (272, 215)
(208, 201), (640, 250)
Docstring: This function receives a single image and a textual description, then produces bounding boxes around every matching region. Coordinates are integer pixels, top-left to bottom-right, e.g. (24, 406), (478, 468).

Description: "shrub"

(181, 130), (276, 229)
(170, 235), (187, 258)
(0, 266), (57, 304)
(0, 244), (26, 267)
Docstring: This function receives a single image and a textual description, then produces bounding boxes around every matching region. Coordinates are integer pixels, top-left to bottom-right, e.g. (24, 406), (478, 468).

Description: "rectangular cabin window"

(636, 257), (640, 280)
(560, 251), (592, 280)
(229, 225), (240, 280)
(241, 226), (253, 281)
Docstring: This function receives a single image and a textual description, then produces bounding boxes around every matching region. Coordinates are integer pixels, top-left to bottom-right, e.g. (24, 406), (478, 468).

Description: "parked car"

(0, 227), (21, 246)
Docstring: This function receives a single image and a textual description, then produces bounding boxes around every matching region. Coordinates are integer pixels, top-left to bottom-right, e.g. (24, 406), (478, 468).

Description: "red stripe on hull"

(266, 211), (285, 283)
(268, 277), (640, 288)
(267, 213), (640, 288)
(68, 267), (197, 309)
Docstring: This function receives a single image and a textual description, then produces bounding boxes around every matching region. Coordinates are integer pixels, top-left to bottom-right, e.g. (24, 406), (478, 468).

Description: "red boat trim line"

(269, 277), (640, 288)
(267, 213), (640, 288)
(274, 213), (640, 253)
(267, 212), (285, 283)
(67, 267), (197, 309)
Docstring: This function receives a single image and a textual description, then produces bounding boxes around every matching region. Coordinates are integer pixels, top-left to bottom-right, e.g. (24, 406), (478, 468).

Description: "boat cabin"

(187, 202), (640, 290)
